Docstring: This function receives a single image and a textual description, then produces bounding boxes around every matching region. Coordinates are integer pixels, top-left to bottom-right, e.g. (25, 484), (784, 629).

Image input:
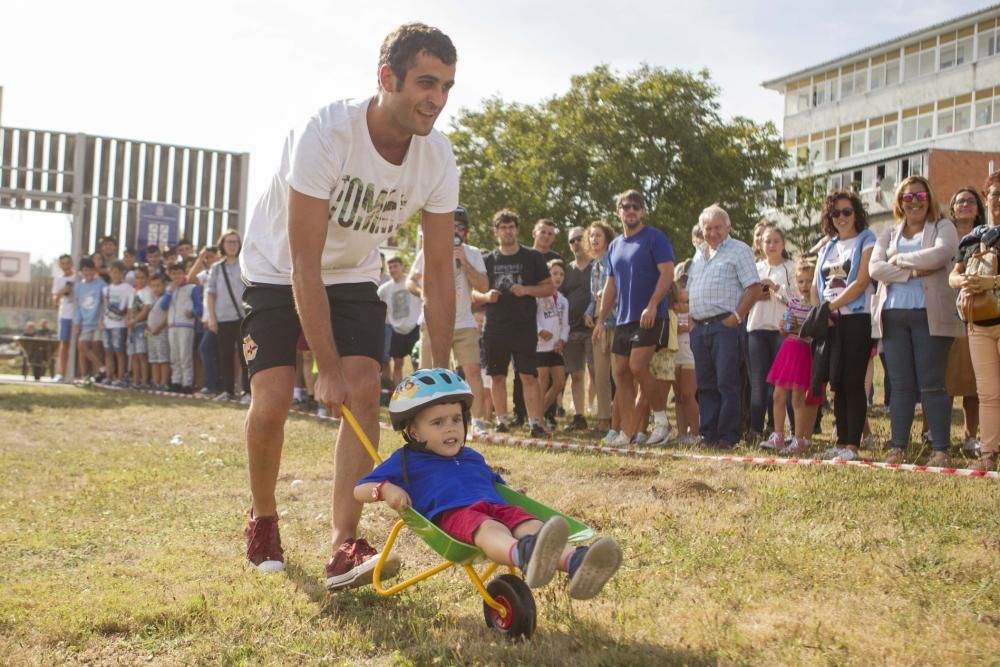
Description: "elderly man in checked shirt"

(687, 205), (763, 447)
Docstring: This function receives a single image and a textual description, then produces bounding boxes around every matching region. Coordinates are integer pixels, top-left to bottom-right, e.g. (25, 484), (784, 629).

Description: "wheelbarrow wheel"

(483, 574), (536, 640)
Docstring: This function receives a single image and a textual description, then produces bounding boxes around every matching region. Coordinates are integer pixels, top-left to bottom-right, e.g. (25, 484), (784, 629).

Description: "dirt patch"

(651, 479), (716, 499)
(598, 465), (660, 479)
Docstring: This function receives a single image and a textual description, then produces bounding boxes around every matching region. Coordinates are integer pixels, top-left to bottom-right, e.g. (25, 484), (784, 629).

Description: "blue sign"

(136, 202), (180, 261)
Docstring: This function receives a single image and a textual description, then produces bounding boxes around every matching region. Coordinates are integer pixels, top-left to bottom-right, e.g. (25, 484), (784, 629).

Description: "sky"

(0, 0), (993, 266)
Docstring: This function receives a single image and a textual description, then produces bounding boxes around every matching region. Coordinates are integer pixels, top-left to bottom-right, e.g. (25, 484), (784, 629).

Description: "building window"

(812, 74), (836, 107)
(838, 135), (852, 159)
(976, 89), (999, 126)
(939, 35), (972, 69)
(868, 127), (883, 151)
(937, 96), (973, 134)
(978, 24), (999, 59)
(903, 40), (936, 80)
(840, 62), (867, 99)
(901, 107), (934, 143)
(824, 137), (837, 162)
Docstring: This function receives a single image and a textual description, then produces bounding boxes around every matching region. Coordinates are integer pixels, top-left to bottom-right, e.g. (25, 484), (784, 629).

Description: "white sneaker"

(240, 393), (252, 405)
(602, 429), (619, 445)
(53, 374), (64, 383)
(819, 446), (841, 460)
(317, 406), (330, 418)
(609, 432), (632, 447)
(647, 423), (675, 446)
(633, 432), (648, 445)
(760, 432), (783, 450)
(833, 448), (859, 462)
(779, 437), (809, 456)
(469, 424), (488, 439)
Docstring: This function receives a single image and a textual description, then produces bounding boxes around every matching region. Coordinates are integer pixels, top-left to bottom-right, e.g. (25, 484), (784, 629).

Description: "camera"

(454, 233), (463, 268)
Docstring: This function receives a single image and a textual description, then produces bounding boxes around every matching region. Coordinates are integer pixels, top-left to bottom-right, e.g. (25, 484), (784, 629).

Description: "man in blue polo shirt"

(592, 189), (675, 447)
(687, 204), (762, 447)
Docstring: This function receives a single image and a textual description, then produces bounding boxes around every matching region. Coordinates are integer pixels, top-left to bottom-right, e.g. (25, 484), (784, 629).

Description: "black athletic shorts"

(240, 282), (386, 378)
(535, 351), (565, 368)
(483, 331), (538, 377)
(611, 319), (669, 357)
(389, 326), (420, 359)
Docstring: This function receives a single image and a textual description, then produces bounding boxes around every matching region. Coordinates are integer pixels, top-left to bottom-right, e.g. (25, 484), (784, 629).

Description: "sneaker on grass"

(325, 537), (400, 591)
(528, 424), (549, 439)
(516, 516), (569, 588)
(760, 432), (783, 450)
(245, 512), (285, 574)
(778, 437), (810, 456)
(565, 536), (623, 600)
(646, 423), (675, 446)
(609, 432), (632, 448)
(602, 429), (619, 445)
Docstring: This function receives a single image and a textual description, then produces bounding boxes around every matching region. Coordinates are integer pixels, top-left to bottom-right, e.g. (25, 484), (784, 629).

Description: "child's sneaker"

(325, 537), (400, 590)
(602, 429), (619, 445)
(516, 516), (569, 588)
(566, 537), (623, 600)
(963, 438), (982, 455)
(609, 432), (632, 448)
(833, 448), (860, 462)
(646, 423), (675, 446)
(633, 432), (648, 445)
(779, 437), (809, 456)
(245, 512), (285, 574)
(760, 432), (783, 450)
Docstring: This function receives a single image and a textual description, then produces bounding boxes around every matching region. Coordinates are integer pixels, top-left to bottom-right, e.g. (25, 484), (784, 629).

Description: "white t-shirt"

(747, 259), (798, 332)
(103, 282), (133, 329)
(820, 235), (875, 315)
(410, 244), (486, 330)
(241, 97), (460, 286)
(536, 292), (569, 353)
(130, 286), (155, 322)
(377, 278), (421, 334)
(52, 274), (76, 320)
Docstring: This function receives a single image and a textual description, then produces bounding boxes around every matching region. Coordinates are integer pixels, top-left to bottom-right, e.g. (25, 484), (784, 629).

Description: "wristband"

(372, 480), (388, 501)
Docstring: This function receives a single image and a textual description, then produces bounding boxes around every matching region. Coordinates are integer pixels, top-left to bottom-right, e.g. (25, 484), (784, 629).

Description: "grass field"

(1, 384), (998, 666)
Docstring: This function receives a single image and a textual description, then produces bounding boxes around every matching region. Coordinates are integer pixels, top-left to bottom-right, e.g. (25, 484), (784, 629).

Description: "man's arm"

(640, 260), (675, 328)
(459, 250), (488, 292)
(511, 278), (554, 298)
(288, 187), (348, 415)
(406, 270), (423, 298)
(421, 210), (457, 367)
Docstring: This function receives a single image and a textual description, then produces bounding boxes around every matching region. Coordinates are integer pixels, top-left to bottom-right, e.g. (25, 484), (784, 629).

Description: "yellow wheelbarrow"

(341, 406), (593, 640)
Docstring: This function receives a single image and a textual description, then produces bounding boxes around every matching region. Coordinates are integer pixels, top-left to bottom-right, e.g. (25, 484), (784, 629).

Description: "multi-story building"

(763, 4), (1000, 224)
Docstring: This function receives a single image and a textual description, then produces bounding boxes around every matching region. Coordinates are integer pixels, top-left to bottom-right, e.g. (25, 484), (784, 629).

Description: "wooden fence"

(0, 275), (54, 311)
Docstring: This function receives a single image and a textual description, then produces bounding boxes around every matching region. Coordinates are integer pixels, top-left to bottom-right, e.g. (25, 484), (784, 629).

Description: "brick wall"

(928, 149), (1000, 210)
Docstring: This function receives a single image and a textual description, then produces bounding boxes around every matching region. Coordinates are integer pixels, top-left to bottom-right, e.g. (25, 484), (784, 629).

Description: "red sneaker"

(325, 537), (400, 590)
(245, 512), (285, 573)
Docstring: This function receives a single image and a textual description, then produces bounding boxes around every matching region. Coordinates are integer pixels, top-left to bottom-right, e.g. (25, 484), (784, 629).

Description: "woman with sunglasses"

(870, 176), (961, 467)
(945, 187), (987, 456)
(812, 190), (876, 461)
(949, 171), (1000, 472)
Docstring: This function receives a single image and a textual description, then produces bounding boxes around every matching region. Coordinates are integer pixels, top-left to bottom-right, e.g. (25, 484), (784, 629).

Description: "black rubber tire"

(482, 574), (536, 640)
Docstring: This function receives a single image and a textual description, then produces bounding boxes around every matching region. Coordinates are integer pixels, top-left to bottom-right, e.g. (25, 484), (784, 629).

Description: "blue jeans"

(199, 329), (220, 392)
(747, 329), (782, 434)
(691, 320), (745, 444)
(881, 309), (953, 451)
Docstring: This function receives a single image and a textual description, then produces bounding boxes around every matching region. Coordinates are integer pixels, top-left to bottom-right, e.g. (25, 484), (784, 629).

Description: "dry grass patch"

(0, 384), (997, 665)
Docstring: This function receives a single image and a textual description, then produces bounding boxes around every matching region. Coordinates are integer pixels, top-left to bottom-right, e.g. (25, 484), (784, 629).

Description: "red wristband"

(372, 480), (388, 501)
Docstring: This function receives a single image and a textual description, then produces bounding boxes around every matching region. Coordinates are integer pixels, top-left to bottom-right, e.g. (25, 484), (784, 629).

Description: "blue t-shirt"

(357, 446), (507, 521)
(885, 233), (927, 310)
(608, 225), (675, 325)
(73, 279), (105, 329)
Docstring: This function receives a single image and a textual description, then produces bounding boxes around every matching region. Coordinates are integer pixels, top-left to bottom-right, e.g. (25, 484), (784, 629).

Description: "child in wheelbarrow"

(355, 368), (622, 600)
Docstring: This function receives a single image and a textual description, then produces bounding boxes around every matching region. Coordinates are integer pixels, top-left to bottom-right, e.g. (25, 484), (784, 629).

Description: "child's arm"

(190, 285), (204, 320)
(559, 296), (570, 344)
(354, 481), (411, 513)
(536, 299), (553, 342)
(135, 304), (152, 324)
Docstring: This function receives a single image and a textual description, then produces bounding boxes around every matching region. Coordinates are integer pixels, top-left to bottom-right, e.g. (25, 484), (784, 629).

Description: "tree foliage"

(448, 64), (788, 256)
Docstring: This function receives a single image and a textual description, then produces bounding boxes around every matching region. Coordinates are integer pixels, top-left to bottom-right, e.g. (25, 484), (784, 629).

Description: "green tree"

(448, 64), (788, 257)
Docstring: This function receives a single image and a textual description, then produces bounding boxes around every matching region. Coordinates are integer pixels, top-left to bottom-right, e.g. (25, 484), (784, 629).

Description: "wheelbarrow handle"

(340, 405), (384, 465)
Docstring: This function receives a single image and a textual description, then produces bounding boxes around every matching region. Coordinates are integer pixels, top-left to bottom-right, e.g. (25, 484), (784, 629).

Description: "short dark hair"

(146, 245), (160, 255)
(493, 209), (519, 228)
(58, 253), (72, 262)
(176, 238), (192, 247)
(148, 273), (165, 283)
(133, 264), (150, 278)
(387, 256), (404, 266)
(109, 260), (127, 273)
(616, 189), (646, 209)
(820, 189), (868, 238)
(167, 261), (185, 273)
(379, 23), (457, 90)
(79, 257), (95, 270)
(454, 206), (469, 226)
(123, 248), (136, 257)
(100, 235), (118, 245)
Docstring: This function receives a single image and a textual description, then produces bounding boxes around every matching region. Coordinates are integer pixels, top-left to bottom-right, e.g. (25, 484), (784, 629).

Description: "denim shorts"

(128, 326), (148, 356)
(103, 327), (127, 353)
(59, 318), (73, 343)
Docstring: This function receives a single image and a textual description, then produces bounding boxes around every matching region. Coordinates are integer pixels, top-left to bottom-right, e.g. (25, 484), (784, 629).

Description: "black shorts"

(611, 319), (669, 357)
(240, 282), (386, 378)
(389, 326), (420, 359)
(483, 332), (537, 377)
(536, 351), (564, 368)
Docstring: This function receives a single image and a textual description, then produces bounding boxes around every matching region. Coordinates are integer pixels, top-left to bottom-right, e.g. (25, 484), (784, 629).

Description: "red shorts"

(436, 501), (537, 545)
(806, 384), (826, 406)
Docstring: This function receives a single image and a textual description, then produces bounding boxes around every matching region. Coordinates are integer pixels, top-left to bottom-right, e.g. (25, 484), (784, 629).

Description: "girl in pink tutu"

(761, 258), (825, 455)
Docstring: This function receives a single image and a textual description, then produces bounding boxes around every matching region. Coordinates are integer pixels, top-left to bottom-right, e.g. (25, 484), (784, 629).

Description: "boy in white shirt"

(103, 261), (133, 385)
(378, 257), (422, 386)
(51, 253), (76, 381)
(145, 273), (171, 389)
(127, 265), (154, 387)
(536, 259), (570, 431)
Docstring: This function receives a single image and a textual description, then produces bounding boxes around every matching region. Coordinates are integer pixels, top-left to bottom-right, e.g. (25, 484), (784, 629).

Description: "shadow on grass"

(0, 386), (221, 414)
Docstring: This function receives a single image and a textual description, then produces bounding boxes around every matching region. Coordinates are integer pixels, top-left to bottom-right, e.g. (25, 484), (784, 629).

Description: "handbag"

(957, 246), (1000, 323)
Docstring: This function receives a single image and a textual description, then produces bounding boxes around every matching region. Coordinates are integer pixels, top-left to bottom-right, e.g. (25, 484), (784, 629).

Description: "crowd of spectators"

(41, 173), (1000, 474)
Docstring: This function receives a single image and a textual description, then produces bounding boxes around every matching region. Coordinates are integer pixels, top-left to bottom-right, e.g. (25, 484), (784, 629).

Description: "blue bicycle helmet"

(389, 368), (474, 434)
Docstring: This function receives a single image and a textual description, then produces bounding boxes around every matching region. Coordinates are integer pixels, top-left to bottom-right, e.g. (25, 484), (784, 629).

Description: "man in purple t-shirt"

(592, 189), (675, 447)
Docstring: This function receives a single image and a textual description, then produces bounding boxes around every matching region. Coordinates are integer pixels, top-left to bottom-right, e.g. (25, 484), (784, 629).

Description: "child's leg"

(180, 329), (195, 388)
(137, 354), (149, 385)
(772, 385), (789, 436)
(116, 351), (126, 380)
(676, 367), (698, 436)
(302, 351), (316, 397)
(537, 366), (552, 410)
(792, 390), (818, 440)
(545, 367), (565, 412)
(473, 516), (568, 588)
